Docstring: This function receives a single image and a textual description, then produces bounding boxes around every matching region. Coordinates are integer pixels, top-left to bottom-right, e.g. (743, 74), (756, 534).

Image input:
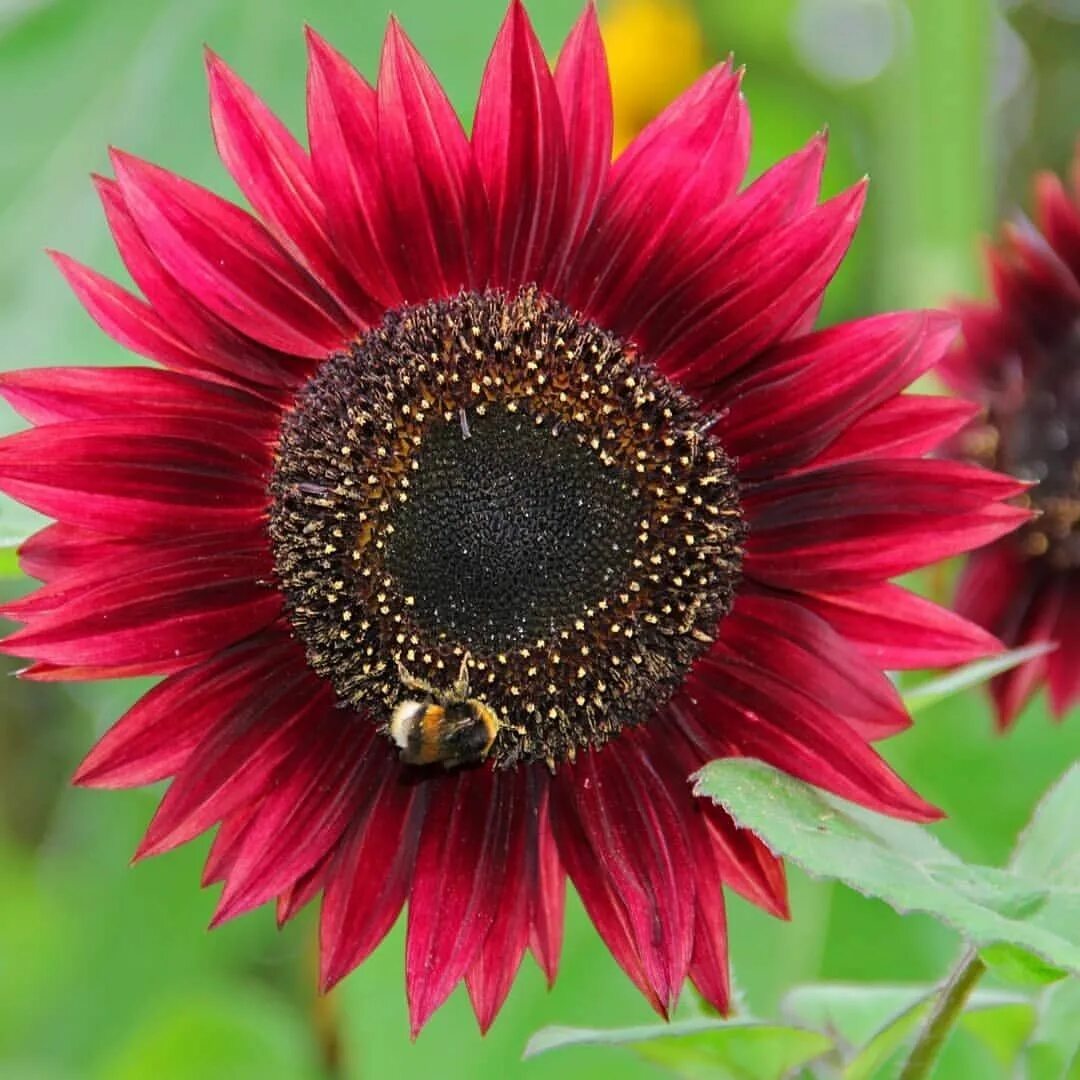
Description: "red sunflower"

(0, 2), (1023, 1033)
(942, 144), (1080, 729)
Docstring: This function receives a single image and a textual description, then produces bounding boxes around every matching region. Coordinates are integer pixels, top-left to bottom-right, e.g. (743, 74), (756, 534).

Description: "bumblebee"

(390, 654), (500, 768)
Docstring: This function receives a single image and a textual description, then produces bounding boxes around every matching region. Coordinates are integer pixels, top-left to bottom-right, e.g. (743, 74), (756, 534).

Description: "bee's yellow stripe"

(417, 705), (446, 765)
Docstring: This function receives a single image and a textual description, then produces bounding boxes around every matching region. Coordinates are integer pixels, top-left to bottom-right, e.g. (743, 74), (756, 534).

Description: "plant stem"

(312, 986), (346, 1080)
(898, 947), (986, 1080)
(872, 0), (991, 311)
(307, 917), (347, 1079)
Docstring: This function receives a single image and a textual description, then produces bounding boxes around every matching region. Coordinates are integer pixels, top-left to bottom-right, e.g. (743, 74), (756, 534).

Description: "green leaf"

(845, 999), (1034, 1080)
(782, 983), (1024, 1050)
(1009, 761), (1080, 887)
(524, 1019), (833, 1080)
(693, 760), (1080, 979)
(959, 1002), (1037, 1071)
(1024, 980), (1080, 1080)
(980, 764), (1080, 986)
(901, 643), (1058, 715)
(979, 944), (1067, 988)
(797, 986), (932, 1080)
(783, 984), (1032, 1080)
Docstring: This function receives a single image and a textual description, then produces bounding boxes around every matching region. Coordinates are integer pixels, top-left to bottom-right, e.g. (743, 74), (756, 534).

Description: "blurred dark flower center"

(269, 288), (744, 768)
(969, 323), (1080, 569)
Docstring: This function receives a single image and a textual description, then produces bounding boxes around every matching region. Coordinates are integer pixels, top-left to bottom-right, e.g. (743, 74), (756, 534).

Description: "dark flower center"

(269, 288), (744, 768)
(383, 407), (640, 649)
(965, 321), (1080, 570)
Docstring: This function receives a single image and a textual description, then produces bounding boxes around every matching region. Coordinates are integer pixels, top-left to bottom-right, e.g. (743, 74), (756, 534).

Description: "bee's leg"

(452, 652), (472, 700)
(395, 657), (437, 697)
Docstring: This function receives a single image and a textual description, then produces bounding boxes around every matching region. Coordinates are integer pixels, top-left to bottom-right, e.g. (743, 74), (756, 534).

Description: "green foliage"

(680, 762), (1080, 1078)
(1010, 753), (1080, 887)
(694, 760), (1080, 980)
(547, 763), (1080, 1080)
(527, 982), (1055, 1080)
(959, 1001), (1038, 1072)
(1023, 980), (1080, 1080)
(525, 1018), (834, 1079)
(901, 644), (1059, 716)
(978, 945), (1068, 990)
(784, 984), (1034, 1079)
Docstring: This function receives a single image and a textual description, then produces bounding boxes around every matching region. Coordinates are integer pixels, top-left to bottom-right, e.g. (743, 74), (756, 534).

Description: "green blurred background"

(1, 0), (1078, 1076)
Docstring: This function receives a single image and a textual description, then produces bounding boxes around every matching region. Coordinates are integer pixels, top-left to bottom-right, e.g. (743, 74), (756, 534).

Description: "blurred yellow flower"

(601, 0), (708, 154)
